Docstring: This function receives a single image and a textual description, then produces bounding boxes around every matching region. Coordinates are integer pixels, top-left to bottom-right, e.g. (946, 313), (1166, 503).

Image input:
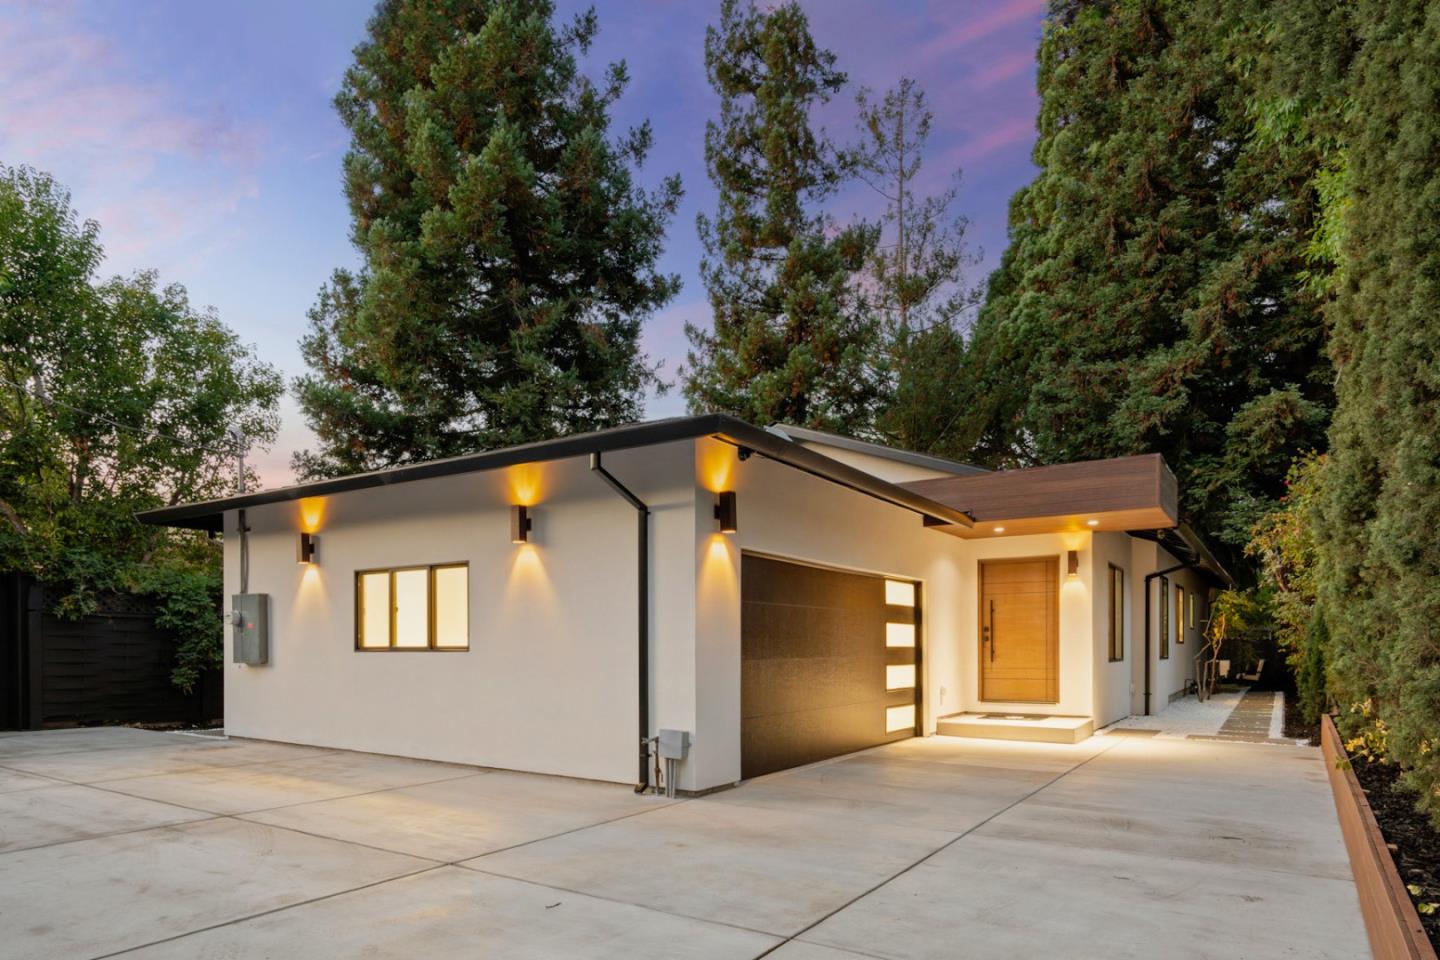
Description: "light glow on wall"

(886, 704), (916, 732)
(699, 438), (735, 493)
(885, 622), (915, 648)
(297, 562), (323, 598)
(886, 664), (916, 690)
(507, 464), (545, 507)
(298, 497), (325, 534)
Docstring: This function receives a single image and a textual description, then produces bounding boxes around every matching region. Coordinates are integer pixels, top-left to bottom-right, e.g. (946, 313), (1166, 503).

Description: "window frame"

(354, 562), (470, 652)
(1175, 583), (1185, 645)
(1108, 564), (1125, 662)
(1158, 574), (1170, 660)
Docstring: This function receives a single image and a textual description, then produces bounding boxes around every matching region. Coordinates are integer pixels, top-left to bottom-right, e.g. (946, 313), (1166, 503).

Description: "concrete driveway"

(0, 727), (1367, 959)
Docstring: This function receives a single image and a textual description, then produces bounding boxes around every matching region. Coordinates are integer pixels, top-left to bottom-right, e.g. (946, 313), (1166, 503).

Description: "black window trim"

(1108, 563), (1125, 662)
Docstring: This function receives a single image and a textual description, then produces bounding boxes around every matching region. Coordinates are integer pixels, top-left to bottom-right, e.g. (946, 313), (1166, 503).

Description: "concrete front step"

(936, 712), (1094, 744)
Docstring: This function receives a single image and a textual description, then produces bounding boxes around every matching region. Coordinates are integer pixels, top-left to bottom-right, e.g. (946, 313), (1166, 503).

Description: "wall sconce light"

(297, 531), (317, 564)
(1067, 549), (1079, 578)
(714, 491), (737, 534)
(511, 504), (533, 543)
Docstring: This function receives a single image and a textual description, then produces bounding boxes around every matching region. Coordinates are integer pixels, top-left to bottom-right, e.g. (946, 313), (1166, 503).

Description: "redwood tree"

(683, 0), (879, 431)
(294, 0), (682, 478)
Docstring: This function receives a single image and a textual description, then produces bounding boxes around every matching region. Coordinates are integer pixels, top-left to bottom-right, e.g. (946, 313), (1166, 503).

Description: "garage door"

(741, 554), (920, 779)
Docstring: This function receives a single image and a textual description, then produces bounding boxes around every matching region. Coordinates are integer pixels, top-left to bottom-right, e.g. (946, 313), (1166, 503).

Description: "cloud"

(952, 115), (1037, 166)
(0, 4), (265, 277)
(919, 0), (1045, 59)
(972, 49), (1037, 89)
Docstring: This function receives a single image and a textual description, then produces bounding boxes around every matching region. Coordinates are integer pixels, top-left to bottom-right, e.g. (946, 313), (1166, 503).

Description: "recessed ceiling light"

(1086, 519), (1100, 527)
(993, 526), (1005, 534)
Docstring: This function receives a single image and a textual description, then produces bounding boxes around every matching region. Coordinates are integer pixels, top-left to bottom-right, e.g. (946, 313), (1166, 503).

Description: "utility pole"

(227, 426), (247, 494)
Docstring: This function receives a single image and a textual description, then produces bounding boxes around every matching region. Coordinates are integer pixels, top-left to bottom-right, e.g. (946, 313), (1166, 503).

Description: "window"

(355, 563), (469, 650)
(1108, 565), (1124, 661)
(886, 703), (916, 733)
(1158, 575), (1170, 660)
(1175, 584), (1185, 645)
(1189, 590), (1197, 629)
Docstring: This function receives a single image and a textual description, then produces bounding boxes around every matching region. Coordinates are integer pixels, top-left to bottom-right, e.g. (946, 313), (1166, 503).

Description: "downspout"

(1143, 559), (1191, 715)
(589, 453), (651, 794)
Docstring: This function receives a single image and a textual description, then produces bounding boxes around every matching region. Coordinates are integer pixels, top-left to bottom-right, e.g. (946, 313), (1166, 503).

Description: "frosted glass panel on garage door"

(393, 569), (429, 648)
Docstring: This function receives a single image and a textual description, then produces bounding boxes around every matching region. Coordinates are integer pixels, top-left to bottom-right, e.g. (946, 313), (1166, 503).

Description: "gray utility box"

(232, 593), (270, 665)
(658, 729), (690, 761)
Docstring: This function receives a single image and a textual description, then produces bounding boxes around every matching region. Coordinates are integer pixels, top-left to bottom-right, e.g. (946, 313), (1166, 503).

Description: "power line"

(0, 373), (239, 457)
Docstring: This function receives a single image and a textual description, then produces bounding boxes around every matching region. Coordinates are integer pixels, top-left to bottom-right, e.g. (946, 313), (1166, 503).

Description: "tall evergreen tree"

(294, 0), (682, 478)
(966, 0), (1333, 558)
(1314, 0), (1440, 824)
(852, 78), (982, 454)
(683, 0), (878, 431)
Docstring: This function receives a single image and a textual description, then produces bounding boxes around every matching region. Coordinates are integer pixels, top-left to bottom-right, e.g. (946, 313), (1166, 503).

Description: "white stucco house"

(139, 415), (1230, 794)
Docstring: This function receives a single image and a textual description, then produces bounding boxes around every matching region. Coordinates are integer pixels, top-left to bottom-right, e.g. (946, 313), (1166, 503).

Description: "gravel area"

(1102, 687), (1311, 744)
(1102, 689), (1246, 738)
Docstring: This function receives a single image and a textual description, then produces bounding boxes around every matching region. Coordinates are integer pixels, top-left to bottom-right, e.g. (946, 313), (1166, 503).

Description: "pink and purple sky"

(0, 0), (1045, 488)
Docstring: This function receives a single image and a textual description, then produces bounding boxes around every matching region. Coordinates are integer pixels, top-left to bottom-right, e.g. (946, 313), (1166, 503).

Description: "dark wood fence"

(0, 573), (221, 730)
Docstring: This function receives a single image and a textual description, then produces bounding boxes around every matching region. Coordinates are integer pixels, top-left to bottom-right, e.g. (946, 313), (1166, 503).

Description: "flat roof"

(902, 454), (1179, 534)
(773, 425), (988, 477)
(136, 414), (977, 534)
(902, 454), (1232, 585)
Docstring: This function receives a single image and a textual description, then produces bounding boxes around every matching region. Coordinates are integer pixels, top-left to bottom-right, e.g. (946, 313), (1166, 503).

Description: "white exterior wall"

(690, 437), (969, 790)
(689, 437), (1101, 787)
(218, 432), (1189, 791)
(962, 533), (1096, 719)
(1091, 531), (1135, 728)
(221, 441), (699, 785)
(1127, 538), (1211, 715)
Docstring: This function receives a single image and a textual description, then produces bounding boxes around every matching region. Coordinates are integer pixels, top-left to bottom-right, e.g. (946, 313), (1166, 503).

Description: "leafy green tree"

(965, 0), (1333, 559)
(1247, 453), (1326, 723)
(0, 164), (281, 689)
(294, 0), (682, 478)
(684, 0), (879, 431)
(851, 78), (982, 454)
(1313, 0), (1440, 825)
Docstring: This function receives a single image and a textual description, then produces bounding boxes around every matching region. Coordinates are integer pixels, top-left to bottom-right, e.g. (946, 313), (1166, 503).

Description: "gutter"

(134, 415), (972, 533)
(1143, 559), (1192, 716)
(588, 452), (651, 794)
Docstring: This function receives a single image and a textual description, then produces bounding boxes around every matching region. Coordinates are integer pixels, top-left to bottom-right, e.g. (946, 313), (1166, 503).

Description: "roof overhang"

(136, 414), (975, 534)
(1133, 525), (1235, 588)
(901, 453), (1179, 538)
(773, 424), (988, 477)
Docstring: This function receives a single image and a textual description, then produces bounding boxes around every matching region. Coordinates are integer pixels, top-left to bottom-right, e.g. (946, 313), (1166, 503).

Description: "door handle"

(988, 599), (995, 662)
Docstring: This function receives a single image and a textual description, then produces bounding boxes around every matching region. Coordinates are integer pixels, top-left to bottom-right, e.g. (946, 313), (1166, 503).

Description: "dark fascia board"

(1132, 524), (1235, 588)
(773, 424), (989, 477)
(135, 414), (975, 534)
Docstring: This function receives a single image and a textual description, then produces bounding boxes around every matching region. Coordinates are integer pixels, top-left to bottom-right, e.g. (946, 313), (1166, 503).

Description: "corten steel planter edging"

(1321, 714), (1438, 960)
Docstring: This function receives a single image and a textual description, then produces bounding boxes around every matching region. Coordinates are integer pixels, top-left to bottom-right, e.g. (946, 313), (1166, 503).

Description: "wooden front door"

(979, 557), (1059, 703)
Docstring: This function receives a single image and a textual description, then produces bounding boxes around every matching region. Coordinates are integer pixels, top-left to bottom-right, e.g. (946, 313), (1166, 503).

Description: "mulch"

(1283, 690), (1319, 745)
(1351, 755), (1440, 951)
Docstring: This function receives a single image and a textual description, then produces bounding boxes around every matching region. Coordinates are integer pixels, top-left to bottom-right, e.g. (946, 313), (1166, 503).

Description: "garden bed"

(1284, 690), (1319, 745)
(1352, 754), (1440, 952)
(1321, 715), (1439, 959)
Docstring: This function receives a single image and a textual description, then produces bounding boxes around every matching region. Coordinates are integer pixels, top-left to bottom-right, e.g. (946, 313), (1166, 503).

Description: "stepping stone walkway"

(1190, 687), (1290, 744)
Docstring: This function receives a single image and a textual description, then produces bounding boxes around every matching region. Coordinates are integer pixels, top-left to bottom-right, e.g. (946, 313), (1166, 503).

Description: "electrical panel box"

(658, 728), (690, 761)
(232, 593), (270, 665)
